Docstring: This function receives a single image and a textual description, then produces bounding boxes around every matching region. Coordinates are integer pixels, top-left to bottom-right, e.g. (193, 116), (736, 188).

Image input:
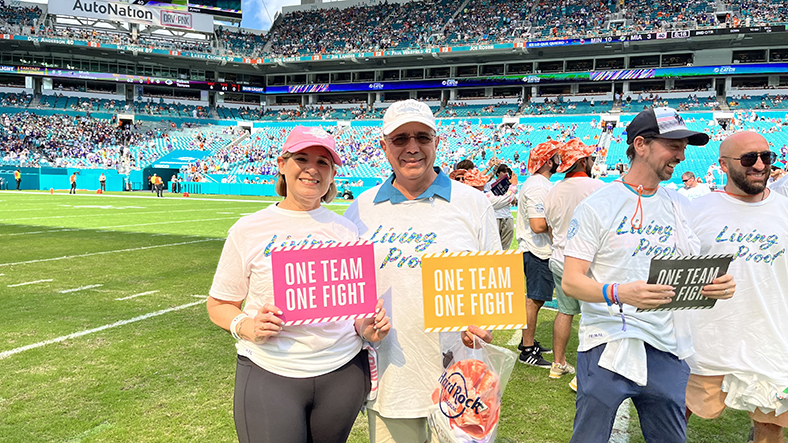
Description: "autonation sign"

(48, 0), (214, 33)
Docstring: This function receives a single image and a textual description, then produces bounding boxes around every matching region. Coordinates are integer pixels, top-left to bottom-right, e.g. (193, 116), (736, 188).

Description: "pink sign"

(271, 241), (378, 326)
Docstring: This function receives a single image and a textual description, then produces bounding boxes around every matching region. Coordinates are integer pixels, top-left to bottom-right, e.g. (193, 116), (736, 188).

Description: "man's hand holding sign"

(421, 250), (527, 347)
(268, 242), (390, 342)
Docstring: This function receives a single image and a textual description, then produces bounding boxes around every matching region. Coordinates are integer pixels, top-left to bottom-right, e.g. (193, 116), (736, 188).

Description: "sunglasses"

(722, 151), (777, 167)
(386, 133), (435, 147)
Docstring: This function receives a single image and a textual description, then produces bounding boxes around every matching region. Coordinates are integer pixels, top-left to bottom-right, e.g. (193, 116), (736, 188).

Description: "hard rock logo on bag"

(437, 370), (488, 418)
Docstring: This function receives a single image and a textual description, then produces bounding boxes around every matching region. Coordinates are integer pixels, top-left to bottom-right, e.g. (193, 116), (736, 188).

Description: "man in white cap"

(344, 99), (500, 442)
(685, 131), (788, 443)
(561, 107), (736, 443)
(543, 138), (605, 390)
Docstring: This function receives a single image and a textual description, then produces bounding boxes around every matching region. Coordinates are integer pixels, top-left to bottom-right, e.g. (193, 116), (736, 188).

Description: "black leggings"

(234, 351), (370, 443)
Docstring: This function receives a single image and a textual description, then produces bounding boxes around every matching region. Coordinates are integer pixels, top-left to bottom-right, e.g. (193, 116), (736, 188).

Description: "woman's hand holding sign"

(356, 298), (391, 342)
(247, 303), (285, 344)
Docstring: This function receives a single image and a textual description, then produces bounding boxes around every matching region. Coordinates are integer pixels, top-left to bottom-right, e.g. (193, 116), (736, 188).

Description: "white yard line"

(507, 329), (523, 346)
(0, 206), (251, 222)
(608, 399), (632, 443)
(0, 217), (238, 237)
(90, 217), (238, 230)
(1, 190), (352, 206)
(1, 191), (276, 204)
(0, 300), (204, 360)
(59, 284), (103, 294)
(7, 279), (54, 287)
(116, 290), (160, 301)
(0, 239), (220, 268)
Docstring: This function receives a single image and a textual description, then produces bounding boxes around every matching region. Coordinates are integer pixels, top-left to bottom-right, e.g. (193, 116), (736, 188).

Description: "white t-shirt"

(683, 191), (788, 414)
(515, 174), (553, 260)
(344, 182), (500, 419)
(564, 182), (694, 359)
(769, 174), (788, 198)
(544, 176), (605, 263)
(487, 184), (516, 220)
(677, 183), (711, 201)
(209, 204), (362, 378)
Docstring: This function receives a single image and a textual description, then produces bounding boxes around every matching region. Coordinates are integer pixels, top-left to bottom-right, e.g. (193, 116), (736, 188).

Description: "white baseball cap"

(382, 99), (437, 135)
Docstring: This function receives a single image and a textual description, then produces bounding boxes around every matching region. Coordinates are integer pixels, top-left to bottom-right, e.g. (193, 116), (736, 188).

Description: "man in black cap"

(561, 107), (737, 443)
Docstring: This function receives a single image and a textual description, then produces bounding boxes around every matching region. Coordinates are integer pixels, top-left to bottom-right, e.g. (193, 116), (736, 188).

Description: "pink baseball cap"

(282, 126), (343, 166)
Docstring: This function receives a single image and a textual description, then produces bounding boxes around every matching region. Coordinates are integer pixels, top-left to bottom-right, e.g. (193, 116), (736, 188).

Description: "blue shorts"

(523, 251), (554, 302)
(570, 342), (690, 443)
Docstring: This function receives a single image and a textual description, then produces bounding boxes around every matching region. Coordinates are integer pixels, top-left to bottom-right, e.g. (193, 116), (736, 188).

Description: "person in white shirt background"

(677, 171), (711, 201)
(544, 138), (606, 391)
(515, 140), (562, 368)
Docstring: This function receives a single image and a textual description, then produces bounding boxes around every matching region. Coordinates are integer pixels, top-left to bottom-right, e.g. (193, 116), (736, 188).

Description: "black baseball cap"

(626, 107), (710, 146)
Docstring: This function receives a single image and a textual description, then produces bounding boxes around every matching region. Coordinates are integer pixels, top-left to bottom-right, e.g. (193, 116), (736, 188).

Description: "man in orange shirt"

(14, 169), (21, 190)
(69, 172), (77, 194)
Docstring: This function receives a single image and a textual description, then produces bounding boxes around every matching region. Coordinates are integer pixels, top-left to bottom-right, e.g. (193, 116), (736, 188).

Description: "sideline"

(0, 239), (221, 267)
(59, 284), (103, 294)
(0, 300), (205, 360)
(0, 191), (354, 206)
(116, 290), (160, 301)
(7, 279), (54, 287)
(1, 206), (253, 222)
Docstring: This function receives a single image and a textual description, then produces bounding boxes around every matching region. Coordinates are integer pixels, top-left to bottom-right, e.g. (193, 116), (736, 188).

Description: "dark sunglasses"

(386, 133), (435, 147)
(722, 151), (777, 167)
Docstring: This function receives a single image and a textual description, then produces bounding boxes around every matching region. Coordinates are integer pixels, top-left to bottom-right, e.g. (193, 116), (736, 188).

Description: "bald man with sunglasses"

(684, 131), (788, 443)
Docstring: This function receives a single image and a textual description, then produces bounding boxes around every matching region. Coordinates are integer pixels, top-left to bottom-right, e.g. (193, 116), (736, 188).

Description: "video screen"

(132, 0), (242, 19)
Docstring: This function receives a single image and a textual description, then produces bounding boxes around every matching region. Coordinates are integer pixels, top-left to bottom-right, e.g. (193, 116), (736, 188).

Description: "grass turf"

(0, 191), (765, 442)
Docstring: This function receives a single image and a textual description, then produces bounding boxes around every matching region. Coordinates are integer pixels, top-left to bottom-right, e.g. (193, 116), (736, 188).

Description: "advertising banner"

(48, 0), (214, 33)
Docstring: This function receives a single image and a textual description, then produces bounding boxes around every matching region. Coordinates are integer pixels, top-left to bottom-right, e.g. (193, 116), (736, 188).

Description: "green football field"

(0, 191), (760, 442)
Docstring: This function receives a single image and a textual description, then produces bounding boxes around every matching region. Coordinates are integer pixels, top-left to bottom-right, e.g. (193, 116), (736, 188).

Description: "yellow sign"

(421, 250), (526, 332)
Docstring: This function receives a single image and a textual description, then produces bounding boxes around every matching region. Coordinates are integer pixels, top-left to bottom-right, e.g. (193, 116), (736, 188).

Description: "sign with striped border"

(271, 241), (378, 326)
(421, 250), (526, 332)
(638, 254), (733, 312)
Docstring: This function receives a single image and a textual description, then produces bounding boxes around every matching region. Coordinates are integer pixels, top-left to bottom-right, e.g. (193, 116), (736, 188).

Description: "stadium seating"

(727, 94), (788, 110)
(218, 28), (268, 57)
(265, 0), (456, 56)
(0, 3), (42, 27)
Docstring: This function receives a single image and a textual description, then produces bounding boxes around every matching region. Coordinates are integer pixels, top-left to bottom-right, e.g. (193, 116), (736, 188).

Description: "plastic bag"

(428, 333), (517, 443)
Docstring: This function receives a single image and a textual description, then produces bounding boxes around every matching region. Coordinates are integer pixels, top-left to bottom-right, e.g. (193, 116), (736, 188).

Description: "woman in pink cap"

(207, 126), (390, 443)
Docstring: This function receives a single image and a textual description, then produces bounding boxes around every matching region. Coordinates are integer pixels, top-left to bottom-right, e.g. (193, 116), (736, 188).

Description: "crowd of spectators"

(530, 0), (614, 40)
(444, 0), (535, 44)
(265, 0), (454, 56)
(217, 27), (268, 57)
(728, 0), (788, 26)
(0, 2), (41, 30)
(620, 0), (718, 33)
(0, 92), (33, 107)
(134, 99), (210, 119)
(0, 112), (142, 168)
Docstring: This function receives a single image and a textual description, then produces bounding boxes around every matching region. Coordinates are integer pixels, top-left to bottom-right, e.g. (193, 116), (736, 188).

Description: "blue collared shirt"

(373, 167), (452, 204)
